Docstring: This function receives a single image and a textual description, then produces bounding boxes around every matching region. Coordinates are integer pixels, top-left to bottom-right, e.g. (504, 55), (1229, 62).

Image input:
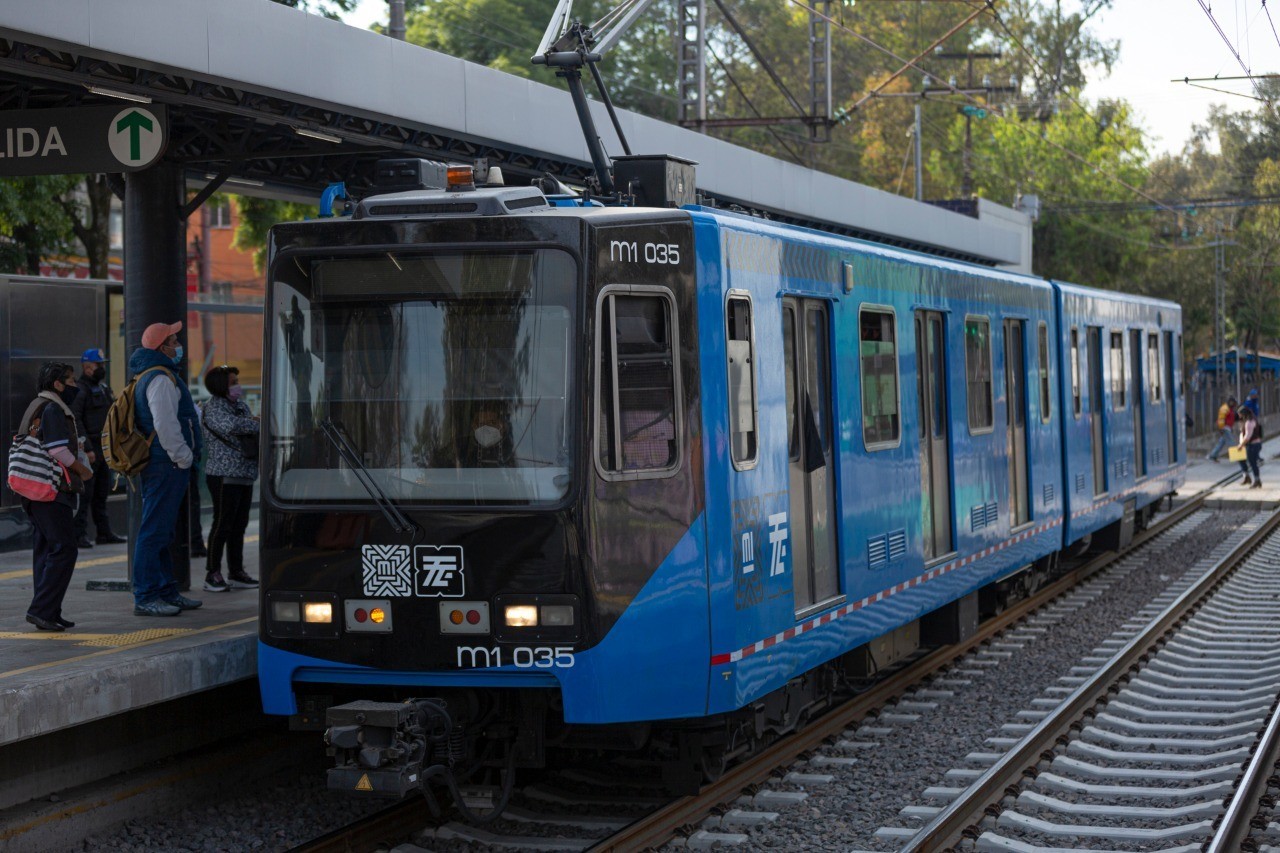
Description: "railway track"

(896, 505), (1280, 851)
(290, 482), (1235, 853)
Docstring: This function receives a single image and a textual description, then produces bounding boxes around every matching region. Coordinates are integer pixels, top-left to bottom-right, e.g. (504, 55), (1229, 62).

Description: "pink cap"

(141, 321), (182, 350)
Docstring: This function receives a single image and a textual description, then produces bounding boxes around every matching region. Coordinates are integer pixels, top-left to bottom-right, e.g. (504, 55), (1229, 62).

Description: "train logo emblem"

(413, 546), (466, 598)
(361, 545), (466, 598)
(361, 545), (413, 597)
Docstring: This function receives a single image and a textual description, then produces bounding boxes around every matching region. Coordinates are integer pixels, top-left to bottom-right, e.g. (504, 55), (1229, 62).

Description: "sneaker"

(227, 571), (259, 589)
(203, 571), (230, 592)
(162, 594), (203, 611)
(135, 600), (181, 617)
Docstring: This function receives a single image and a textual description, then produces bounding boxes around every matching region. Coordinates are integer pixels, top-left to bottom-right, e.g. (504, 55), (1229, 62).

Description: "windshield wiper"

(319, 419), (415, 535)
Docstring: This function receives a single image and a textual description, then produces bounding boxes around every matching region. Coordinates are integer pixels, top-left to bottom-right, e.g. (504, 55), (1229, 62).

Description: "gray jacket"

(201, 396), (260, 480)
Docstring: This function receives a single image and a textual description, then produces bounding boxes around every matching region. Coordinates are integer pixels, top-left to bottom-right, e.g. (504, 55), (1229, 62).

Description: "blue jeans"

(1209, 426), (1234, 460)
(132, 460), (190, 605)
(1240, 443), (1262, 481)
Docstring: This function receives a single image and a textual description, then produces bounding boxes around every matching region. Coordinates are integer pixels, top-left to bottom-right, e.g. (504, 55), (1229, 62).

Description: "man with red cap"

(128, 321), (203, 616)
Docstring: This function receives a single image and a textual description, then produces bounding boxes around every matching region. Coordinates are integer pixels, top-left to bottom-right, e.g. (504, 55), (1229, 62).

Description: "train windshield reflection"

(268, 249), (576, 506)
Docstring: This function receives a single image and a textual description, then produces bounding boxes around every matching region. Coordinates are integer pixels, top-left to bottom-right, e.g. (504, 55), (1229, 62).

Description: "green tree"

(231, 195), (319, 272)
(0, 175), (82, 275)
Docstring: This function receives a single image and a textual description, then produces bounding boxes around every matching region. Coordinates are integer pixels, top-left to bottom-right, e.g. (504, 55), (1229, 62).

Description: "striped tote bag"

(7, 434), (61, 502)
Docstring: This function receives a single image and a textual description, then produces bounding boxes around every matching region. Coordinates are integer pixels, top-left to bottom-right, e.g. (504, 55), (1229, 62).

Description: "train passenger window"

(596, 288), (681, 477)
(1110, 332), (1125, 409)
(964, 316), (994, 433)
(1148, 333), (1161, 402)
(1037, 322), (1051, 423)
(859, 307), (900, 448)
(726, 295), (758, 467)
(1070, 327), (1081, 418)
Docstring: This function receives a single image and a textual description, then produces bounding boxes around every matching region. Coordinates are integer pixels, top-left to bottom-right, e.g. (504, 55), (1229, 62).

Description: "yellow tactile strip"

(0, 628), (192, 646)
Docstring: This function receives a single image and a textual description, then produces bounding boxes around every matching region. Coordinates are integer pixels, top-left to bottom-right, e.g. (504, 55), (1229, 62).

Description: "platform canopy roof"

(0, 0), (1029, 267)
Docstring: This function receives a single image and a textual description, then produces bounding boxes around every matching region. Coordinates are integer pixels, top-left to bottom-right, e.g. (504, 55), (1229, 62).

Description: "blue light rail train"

(255, 157), (1184, 805)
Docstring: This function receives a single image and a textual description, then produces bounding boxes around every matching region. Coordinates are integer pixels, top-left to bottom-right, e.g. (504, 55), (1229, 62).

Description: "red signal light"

(466, 610), (481, 625)
(353, 608), (368, 623)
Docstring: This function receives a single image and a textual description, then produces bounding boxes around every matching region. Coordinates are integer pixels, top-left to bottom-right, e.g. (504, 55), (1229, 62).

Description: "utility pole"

(934, 50), (1010, 197)
(914, 103), (923, 201)
(388, 0), (406, 40)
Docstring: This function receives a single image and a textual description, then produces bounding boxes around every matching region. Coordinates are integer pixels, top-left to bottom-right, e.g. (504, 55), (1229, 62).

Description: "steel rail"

(590, 490), (1212, 852)
(1206, 678), (1280, 851)
(900, 505), (1280, 852)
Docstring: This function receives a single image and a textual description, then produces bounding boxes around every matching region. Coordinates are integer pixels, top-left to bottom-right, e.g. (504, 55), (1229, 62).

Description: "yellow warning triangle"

(355, 773), (373, 792)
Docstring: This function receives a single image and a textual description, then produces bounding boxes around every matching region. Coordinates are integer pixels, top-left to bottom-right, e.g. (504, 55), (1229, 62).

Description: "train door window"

(964, 316), (994, 433)
(859, 306), (900, 449)
(1166, 331), (1178, 462)
(1109, 331), (1125, 410)
(726, 295), (757, 468)
(596, 287), (681, 478)
(1148, 333), (1161, 402)
(1037, 322), (1051, 423)
(783, 305), (798, 459)
(1088, 327), (1106, 495)
(1130, 329), (1146, 477)
(1004, 319), (1030, 527)
(1071, 327), (1081, 418)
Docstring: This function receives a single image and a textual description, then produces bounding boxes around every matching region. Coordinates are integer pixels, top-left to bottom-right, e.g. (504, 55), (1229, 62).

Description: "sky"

(339, 0), (1272, 156)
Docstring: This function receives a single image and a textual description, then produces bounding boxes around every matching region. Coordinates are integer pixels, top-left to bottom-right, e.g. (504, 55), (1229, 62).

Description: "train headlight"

(272, 601), (301, 622)
(540, 605), (574, 627)
(304, 602), (333, 624)
(504, 605), (538, 627)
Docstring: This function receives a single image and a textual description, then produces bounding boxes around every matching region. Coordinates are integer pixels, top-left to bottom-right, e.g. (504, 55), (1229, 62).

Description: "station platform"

(0, 519), (260, 748)
(1182, 435), (1280, 510)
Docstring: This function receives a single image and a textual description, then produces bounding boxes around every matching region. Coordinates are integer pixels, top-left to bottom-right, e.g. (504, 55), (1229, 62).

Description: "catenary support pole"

(124, 163), (191, 592)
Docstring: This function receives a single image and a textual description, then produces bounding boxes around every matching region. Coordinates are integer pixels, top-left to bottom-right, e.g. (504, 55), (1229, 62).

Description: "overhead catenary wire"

(1195, 0), (1271, 100)
(787, 0), (1199, 220)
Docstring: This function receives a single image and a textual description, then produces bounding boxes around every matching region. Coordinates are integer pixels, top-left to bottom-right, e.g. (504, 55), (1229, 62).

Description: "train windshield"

(268, 249), (576, 506)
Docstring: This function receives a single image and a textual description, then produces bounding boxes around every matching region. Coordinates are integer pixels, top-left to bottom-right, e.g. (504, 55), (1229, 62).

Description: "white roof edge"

(0, 0), (1026, 265)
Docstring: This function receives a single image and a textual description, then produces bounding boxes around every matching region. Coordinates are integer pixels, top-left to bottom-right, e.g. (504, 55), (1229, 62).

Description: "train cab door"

(915, 311), (953, 560)
(1088, 326), (1107, 495)
(1130, 329), (1146, 476)
(1164, 331), (1177, 462)
(783, 298), (839, 614)
(1003, 319), (1030, 527)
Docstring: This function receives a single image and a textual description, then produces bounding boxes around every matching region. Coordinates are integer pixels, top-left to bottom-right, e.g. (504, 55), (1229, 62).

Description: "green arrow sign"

(115, 110), (154, 161)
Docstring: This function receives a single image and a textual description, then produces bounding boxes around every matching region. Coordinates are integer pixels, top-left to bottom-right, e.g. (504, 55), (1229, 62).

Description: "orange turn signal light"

(446, 165), (474, 190)
(369, 607), (386, 624)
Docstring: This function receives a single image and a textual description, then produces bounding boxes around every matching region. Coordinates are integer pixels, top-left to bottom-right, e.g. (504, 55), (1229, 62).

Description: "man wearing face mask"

(71, 348), (125, 549)
(127, 322), (203, 617)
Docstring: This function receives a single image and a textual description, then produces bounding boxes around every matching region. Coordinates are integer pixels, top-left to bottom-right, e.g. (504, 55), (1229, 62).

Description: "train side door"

(783, 298), (839, 614)
(915, 311), (953, 559)
(1003, 319), (1030, 527)
(1164, 331), (1177, 462)
(1087, 326), (1107, 495)
(1130, 329), (1146, 476)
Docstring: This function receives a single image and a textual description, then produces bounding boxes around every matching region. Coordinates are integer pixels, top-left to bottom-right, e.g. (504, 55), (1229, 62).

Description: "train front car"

(255, 182), (706, 802)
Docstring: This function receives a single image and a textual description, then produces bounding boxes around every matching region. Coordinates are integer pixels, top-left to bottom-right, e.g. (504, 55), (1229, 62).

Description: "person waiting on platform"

(21, 363), (94, 631)
(70, 347), (125, 548)
(200, 364), (260, 593)
(129, 321), (203, 617)
(1238, 405), (1264, 489)
(1207, 395), (1237, 463)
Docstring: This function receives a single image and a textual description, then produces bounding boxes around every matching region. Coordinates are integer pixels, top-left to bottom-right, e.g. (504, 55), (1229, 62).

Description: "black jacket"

(71, 370), (114, 449)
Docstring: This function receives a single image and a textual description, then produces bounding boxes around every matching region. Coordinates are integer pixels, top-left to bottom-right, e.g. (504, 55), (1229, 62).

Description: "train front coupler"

(324, 698), (456, 798)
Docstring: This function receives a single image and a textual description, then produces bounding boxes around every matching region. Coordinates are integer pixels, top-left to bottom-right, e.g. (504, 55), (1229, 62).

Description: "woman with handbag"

(200, 365), (260, 592)
(1237, 405), (1264, 489)
(16, 363), (94, 631)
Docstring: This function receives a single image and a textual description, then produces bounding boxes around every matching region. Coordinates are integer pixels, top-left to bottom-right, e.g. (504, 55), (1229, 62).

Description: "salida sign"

(0, 105), (167, 176)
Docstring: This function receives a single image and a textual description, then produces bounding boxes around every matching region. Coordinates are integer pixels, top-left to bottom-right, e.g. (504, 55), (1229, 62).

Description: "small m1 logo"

(413, 545), (465, 598)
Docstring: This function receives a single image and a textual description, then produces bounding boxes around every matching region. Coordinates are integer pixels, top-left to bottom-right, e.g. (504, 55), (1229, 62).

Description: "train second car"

(256, 160), (1185, 803)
